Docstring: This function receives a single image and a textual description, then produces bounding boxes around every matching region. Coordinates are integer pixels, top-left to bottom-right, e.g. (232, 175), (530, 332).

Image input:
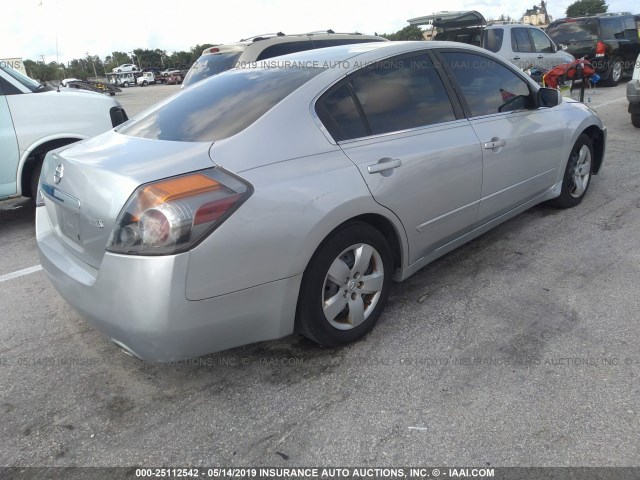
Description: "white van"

(0, 64), (128, 200)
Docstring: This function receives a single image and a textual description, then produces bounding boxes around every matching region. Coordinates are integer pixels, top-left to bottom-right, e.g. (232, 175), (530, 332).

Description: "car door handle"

(537, 55), (545, 59)
(484, 139), (507, 149)
(513, 56), (520, 60)
(367, 158), (402, 174)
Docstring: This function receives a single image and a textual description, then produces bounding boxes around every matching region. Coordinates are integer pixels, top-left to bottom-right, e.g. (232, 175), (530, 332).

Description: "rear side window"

(482, 29), (504, 53)
(441, 52), (532, 117)
(600, 18), (624, 40)
(546, 20), (598, 43)
(512, 28), (533, 52)
(120, 67), (324, 142)
(316, 53), (457, 141)
(316, 85), (368, 141)
(255, 41), (314, 61)
(182, 52), (242, 87)
(311, 38), (386, 48)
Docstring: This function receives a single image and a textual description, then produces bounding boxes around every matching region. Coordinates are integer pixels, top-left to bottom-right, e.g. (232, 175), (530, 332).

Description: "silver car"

(36, 42), (606, 361)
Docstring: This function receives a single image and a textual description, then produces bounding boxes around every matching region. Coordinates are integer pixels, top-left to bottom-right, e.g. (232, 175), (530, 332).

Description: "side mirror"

(538, 87), (561, 107)
(551, 43), (557, 53)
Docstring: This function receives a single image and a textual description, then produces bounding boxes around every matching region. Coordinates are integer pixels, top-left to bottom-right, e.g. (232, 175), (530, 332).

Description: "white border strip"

(0, 265), (43, 283)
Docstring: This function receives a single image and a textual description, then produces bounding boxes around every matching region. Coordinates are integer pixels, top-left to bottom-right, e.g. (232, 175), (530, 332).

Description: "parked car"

(409, 11), (574, 74)
(161, 68), (182, 77)
(142, 67), (162, 76)
(0, 63), (127, 201)
(628, 53), (640, 127)
(546, 13), (640, 86)
(106, 72), (137, 88)
(165, 72), (183, 85)
(181, 30), (388, 88)
(112, 64), (138, 73)
(36, 41), (606, 361)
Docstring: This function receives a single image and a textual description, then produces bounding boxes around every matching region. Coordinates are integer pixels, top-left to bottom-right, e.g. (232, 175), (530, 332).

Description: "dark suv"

(547, 13), (640, 86)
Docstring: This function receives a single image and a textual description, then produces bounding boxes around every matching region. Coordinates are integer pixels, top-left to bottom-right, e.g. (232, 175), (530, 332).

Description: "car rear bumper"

(36, 206), (301, 362)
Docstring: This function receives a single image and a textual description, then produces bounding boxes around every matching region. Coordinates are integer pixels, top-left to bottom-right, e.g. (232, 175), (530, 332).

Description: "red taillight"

(209, 48), (220, 54)
(595, 41), (605, 57)
(108, 169), (252, 256)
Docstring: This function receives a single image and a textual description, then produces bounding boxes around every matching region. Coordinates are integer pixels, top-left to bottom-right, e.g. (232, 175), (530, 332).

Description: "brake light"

(596, 41), (605, 57)
(209, 48), (220, 53)
(108, 168), (252, 255)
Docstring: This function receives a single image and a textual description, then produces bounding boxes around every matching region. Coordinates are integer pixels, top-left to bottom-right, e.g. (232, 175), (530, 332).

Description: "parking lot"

(1, 83), (639, 467)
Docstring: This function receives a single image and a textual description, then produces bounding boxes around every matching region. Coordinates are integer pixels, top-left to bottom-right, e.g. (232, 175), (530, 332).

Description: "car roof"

(199, 32), (387, 56)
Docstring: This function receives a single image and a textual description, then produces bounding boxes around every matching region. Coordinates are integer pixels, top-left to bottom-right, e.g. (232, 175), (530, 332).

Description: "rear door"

(437, 49), (564, 224)
(315, 51), (483, 264)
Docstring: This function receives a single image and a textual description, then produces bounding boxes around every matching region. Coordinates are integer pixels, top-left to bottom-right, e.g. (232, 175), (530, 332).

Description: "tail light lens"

(107, 168), (252, 255)
(595, 41), (605, 57)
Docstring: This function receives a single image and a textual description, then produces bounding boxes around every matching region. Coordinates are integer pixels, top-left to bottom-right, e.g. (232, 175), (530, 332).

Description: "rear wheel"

(632, 114), (640, 128)
(548, 133), (593, 208)
(602, 57), (623, 86)
(296, 222), (392, 347)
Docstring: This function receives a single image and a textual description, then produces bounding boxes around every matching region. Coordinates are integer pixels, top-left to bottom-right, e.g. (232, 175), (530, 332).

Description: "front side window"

(441, 52), (532, 117)
(530, 28), (553, 53)
(512, 28), (533, 53)
(316, 53), (457, 141)
(0, 64), (40, 92)
(120, 66), (324, 142)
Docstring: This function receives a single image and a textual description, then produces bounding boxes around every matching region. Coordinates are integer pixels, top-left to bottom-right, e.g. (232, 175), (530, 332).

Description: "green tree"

(380, 25), (425, 41)
(566, 0), (608, 17)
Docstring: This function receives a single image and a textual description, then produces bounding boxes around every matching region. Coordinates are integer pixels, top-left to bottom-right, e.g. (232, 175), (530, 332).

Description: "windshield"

(0, 63), (41, 91)
(182, 51), (243, 88)
(547, 20), (598, 43)
(120, 66), (325, 142)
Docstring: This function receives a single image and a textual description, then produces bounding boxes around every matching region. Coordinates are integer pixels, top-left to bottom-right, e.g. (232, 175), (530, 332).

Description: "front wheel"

(296, 222), (393, 347)
(548, 133), (594, 208)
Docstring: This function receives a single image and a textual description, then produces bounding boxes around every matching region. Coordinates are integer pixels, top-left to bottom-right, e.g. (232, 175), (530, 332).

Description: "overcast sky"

(1, 0), (637, 64)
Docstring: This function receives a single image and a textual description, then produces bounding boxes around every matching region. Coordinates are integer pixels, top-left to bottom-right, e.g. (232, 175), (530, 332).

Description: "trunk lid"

(407, 11), (486, 29)
(39, 130), (215, 269)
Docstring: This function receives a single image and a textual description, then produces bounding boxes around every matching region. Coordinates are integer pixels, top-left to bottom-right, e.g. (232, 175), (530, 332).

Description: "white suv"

(182, 30), (388, 88)
(112, 64), (138, 73)
(0, 64), (127, 200)
(409, 11), (574, 72)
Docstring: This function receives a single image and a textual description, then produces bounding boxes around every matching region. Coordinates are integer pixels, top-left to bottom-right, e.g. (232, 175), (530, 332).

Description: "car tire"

(602, 57), (623, 86)
(142, 81), (148, 86)
(548, 133), (594, 209)
(117, 69), (122, 73)
(632, 114), (640, 128)
(296, 222), (393, 347)
(123, 82), (129, 88)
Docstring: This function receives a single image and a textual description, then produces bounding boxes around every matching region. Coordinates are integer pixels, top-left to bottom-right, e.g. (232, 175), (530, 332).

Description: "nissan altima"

(36, 42), (606, 361)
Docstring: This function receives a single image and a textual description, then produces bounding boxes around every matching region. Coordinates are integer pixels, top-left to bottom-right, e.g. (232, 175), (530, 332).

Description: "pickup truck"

(0, 64), (128, 200)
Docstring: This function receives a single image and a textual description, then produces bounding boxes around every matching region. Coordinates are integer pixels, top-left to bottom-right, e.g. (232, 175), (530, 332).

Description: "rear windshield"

(182, 51), (243, 87)
(547, 20), (598, 43)
(119, 66), (324, 142)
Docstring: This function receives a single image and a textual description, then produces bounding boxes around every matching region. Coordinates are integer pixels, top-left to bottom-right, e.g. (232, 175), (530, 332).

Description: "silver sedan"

(36, 41), (606, 361)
